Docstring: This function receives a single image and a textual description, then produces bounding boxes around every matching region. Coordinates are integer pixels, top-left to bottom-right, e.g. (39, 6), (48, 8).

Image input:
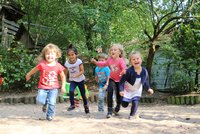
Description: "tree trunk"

(195, 60), (199, 86)
(146, 42), (156, 83)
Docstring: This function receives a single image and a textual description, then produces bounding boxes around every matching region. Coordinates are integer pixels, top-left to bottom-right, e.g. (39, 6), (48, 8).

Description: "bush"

(0, 45), (38, 92)
(170, 71), (195, 94)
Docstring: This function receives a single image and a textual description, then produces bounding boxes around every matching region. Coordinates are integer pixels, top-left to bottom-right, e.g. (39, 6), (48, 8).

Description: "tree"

(132, 0), (198, 81)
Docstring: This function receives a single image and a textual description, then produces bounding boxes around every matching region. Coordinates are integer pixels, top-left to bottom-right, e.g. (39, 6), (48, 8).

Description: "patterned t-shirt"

(64, 58), (85, 82)
(95, 66), (110, 87)
(37, 60), (65, 89)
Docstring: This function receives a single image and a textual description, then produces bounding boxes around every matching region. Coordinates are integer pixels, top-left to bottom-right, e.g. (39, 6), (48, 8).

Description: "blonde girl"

(91, 43), (127, 118)
(26, 43), (66, 121)
(119, 51), (153, 119)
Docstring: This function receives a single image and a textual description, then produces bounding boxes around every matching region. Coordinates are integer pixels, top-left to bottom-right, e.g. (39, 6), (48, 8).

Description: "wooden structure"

(0, 2), (34, 48)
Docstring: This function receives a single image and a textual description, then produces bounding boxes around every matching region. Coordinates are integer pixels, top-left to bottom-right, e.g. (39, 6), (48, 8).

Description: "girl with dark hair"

(64, 44), (89, 114)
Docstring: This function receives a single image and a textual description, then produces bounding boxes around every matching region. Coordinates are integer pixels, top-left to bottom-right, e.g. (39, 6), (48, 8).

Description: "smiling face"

(67, 50), (77, 63)
(109, 46), (121, 59)
(44, 50), (57, 64)
(130, 53), (142, 68)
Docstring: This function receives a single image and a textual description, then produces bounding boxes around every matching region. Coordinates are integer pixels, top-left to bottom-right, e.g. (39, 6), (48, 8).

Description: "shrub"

(0, 45), (38, 92)
(170, 71), (195, 94)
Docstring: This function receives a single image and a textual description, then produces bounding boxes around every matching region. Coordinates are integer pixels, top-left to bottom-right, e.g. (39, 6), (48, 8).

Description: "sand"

(0, 102), (199, 134)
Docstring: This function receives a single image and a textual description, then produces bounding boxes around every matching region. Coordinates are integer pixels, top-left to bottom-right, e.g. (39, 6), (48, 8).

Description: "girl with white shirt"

(64, 44), (89, 114)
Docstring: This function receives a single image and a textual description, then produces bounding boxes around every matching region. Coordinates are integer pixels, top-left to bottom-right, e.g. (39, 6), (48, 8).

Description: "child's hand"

(61, 87), (66, 94)
(102, 85), (108, 91)
(90, 58), (97, 64)
(120, 91), (124, 96)
(119, 70), (126, 77)
(26, 74), (31, 81)
(147, 88), (154, 96)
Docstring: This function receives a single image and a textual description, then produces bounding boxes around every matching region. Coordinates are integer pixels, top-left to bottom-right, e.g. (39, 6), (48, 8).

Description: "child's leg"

(46, 89), (58, 120)
(107, 79), (115, 115)
(77, 81), (89, 113)
(130, 100), (139, 116)
(121, 101), (129, 108)
(36, 89), (48, 105)
(114, 82), (121, 113)
(98, 87), (106, 112)
(69, 81), (76, 106)
(77, 80), (88, 106)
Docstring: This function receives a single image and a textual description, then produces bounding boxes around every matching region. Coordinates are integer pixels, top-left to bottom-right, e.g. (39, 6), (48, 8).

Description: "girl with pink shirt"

(26, 43), (66, 121)
(91, 43), (127, 118)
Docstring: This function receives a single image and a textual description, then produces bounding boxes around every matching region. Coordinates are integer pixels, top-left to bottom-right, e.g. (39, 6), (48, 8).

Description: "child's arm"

(91, 58), (97, 65)
(119, 74), (126, 96)
(59, 71), (66, 94)
(71, 64), (84, 78)
(95, 76), (98, 83)
(26, 66), (39, 81)
(102, 76), (109, 91)
(143, 69), (154, 95)
(91, 58), (109, 67)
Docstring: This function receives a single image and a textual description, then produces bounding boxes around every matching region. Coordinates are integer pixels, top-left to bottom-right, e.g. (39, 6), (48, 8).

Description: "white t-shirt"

(64, 58), (85, 82)
(124, 78), (143, 99)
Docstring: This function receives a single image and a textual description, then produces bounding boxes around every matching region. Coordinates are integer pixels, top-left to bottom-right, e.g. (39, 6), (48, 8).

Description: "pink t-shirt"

(37, 60), (65, 89)
(97, 57), (126, 82)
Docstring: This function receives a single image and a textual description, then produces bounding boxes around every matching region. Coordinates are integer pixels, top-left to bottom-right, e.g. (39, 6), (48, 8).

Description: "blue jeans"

(36, 89), (58, 117)
(98, 87), (106, 112)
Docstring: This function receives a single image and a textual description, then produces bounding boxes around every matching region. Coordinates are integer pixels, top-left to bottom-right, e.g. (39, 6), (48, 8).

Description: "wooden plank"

(7, 29), (16, 35)
(4, 23), (19, 32)
(3, 19), (20, 28)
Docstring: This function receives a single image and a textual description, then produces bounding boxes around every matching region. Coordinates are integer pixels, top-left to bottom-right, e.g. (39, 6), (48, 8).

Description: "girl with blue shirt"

(119, 51), (154, 119)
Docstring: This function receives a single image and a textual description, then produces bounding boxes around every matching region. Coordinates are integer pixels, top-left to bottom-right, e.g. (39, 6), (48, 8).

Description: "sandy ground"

(0, 102), (200, 134)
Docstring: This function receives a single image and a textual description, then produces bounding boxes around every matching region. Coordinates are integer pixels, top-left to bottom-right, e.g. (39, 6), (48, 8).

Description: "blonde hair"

(41, 43), (62, 61)
(110, 43), (125, 58)
(129, 51), (142, 61)
(98, 53), (108, 60)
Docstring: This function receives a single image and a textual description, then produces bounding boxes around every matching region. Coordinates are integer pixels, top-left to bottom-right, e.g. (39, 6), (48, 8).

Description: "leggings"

(69, 80), (88, 106)
(107, 79), (121, 111)
(122, 100), (139, 116)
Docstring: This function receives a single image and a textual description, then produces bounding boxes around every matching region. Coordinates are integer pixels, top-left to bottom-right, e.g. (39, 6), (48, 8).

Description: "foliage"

(171, 20), (200, 88)
(0, 44), (38, 91)
(170, 71), (195, 94)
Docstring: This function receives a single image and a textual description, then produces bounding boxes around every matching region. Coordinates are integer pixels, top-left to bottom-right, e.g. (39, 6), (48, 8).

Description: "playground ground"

(0, 102), (200, 134)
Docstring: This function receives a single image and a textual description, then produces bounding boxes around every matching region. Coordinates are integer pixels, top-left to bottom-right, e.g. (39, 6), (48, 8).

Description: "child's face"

(98, 57), (105, 62)
(67, 50), (77, 63)
(110, 46), (121, 59)
(130, 53), (142, 68)
(44, 50), (57, 63)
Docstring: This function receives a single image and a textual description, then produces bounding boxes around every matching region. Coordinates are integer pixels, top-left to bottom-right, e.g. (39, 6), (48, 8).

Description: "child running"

(26, 43), (66, 121)
(91, 43), (127, 118)
(95, 53), (110, 112)
(64, 44), (89, 114)
(119, 51), (154, 119)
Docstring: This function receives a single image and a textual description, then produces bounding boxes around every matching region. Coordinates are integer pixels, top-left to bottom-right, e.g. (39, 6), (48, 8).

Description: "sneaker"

(46, 116), (53, 121)
(113, 106), (120, 116)
(42, 104), (47, 113)
(67, 105), (75, 111)
(84, 105), (90, 114)
(129, 114), (140, 120)
(106, 112), (112, 119)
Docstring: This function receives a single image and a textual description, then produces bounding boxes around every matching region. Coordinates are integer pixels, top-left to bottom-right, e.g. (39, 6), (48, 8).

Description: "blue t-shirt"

(95, 66), (110, 88)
